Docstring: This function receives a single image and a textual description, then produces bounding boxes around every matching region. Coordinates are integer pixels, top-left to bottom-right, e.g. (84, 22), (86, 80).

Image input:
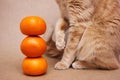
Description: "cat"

(47, 0), (120, 70)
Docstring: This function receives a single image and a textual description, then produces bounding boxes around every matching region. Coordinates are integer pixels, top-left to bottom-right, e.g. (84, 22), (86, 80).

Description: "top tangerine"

(20, 16), (46, 35)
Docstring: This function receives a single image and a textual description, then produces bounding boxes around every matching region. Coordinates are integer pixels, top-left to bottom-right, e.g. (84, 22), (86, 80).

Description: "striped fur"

(47, 0), (120, 70)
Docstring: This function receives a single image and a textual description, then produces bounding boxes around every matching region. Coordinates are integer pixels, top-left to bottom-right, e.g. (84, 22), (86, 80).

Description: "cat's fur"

(47, 0), (120, 70)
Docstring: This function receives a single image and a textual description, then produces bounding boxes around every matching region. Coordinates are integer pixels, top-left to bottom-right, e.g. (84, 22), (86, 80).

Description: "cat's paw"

(55, 61), (69, 70)
(72, 61), (88, 69)
(56, 39), (65, 51)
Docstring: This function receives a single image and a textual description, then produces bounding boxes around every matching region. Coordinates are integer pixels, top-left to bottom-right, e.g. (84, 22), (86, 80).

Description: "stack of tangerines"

(20, 16), (48, 76)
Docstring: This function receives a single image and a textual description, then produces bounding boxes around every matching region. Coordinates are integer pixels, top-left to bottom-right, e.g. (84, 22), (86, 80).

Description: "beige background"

(0, 0), (120, 80)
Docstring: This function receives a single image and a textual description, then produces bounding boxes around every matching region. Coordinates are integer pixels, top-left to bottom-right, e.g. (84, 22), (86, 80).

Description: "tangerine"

(20, 16), (46, 35)
(22, 57), (48, 75)
(20, 36), (47, 57)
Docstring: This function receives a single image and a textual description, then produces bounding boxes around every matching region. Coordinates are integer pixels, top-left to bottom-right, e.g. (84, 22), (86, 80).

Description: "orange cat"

(47, 0), (120, 70)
